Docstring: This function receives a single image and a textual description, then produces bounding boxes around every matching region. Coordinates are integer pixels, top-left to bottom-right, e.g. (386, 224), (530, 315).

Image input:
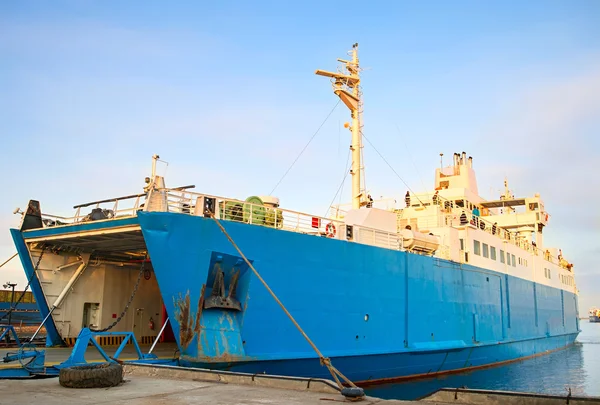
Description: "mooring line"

(208, 214), (364, 399)
(0, 253), (18, 269)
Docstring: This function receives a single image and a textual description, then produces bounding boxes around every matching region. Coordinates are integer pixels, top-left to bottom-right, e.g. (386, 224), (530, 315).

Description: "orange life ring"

(545, 213), (549, 221)
(325, 222), (336, 238)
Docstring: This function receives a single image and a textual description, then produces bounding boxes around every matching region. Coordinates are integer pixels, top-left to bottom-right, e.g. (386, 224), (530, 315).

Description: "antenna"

(439, 153), (443, 170)
(316, 44), (363, 209)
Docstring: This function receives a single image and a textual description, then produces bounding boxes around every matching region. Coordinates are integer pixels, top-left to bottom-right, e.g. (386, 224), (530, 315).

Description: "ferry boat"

(10, 44), (580, 384)
(590, 308), (600, 323)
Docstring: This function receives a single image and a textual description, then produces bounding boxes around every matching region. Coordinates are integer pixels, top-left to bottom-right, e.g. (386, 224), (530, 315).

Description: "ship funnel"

(462, 152), (467, 165)
(468, 156), (473, 168)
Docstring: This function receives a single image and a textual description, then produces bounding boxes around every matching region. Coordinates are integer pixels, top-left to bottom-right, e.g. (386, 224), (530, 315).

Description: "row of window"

(471, 239), (521, 267)
(561, 274), (574, 286)
(463, 239), (571, 286)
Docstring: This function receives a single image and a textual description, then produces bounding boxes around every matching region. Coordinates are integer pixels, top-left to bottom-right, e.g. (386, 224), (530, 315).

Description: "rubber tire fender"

(59, 362), (123, 389)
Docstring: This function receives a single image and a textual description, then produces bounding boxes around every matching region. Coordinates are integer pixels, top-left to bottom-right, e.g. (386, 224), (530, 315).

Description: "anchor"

(204, 264), (242, 311)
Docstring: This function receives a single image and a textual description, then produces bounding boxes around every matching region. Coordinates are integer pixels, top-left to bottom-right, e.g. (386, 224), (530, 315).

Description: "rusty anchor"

(204, 267), (242, 311)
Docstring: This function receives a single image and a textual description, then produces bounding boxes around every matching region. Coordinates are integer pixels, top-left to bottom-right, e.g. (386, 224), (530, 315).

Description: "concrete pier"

(0, 369), (420, 405)
(1, 350), (599, 404)
(1, 362), (599, 404)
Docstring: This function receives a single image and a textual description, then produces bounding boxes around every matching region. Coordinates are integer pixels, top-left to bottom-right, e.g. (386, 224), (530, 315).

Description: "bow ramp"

(12, 193), (170, 348)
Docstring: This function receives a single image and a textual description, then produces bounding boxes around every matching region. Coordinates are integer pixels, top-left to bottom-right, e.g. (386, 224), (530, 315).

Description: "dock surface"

(2, 346), (598, 404)
(0, 374), (424, 405)
(1, 363), (599, 404)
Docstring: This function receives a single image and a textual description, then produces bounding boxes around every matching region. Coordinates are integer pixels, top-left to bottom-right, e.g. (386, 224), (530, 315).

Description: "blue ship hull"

(179, 333), (578, 383)
(138, 211), (580, 383)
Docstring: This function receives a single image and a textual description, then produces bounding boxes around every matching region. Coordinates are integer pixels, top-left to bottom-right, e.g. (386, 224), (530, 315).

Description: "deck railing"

(164, 189), (405, 250)
(36, 188), (402, 252)
(40, 193), (145, 227)
(396, 199), (569, 267)
(354, 227), (401, 251)
(35, 185), (571, 269)
(164, 189), (346, 236)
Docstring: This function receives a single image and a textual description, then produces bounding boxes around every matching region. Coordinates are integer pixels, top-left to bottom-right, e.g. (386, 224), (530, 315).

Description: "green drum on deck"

(265, 207), (284, 228)
(222, 201), (244, 222)
(243, 196), (266, 225)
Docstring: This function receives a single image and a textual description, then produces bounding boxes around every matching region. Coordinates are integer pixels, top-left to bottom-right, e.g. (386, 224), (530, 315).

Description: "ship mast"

(316, 43), (363, 209)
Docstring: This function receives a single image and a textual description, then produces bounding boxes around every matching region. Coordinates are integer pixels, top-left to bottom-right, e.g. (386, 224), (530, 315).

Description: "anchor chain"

(0, 249), (45, 323)
(90, 257), (147, 332)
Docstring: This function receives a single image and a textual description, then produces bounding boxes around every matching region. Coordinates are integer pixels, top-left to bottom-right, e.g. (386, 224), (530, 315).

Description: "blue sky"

(1, 1), (599, 310)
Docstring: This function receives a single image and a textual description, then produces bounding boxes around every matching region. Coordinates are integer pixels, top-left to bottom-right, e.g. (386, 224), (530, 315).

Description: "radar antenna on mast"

(316, 43), (365, 210)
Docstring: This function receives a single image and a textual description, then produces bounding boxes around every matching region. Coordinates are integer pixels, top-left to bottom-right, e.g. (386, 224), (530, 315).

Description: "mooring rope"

(0, 253), (18, 269)
(208, 214), (363, 398)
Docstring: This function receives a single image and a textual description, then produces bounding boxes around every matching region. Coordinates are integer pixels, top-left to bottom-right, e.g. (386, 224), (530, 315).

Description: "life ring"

(325, 222), (336, 238)
(545, 213), (549, 221)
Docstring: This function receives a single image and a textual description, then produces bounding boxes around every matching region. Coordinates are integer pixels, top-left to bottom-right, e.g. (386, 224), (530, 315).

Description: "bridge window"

(500, 250), (505, 264)
(491, 247), (497, 261)
(474, 240), (481, 256)
(483, 243), (489, 258)
(511, 254), (516, 267)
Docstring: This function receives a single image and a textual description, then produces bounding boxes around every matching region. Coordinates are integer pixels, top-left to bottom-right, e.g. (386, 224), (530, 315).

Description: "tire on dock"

(59, 362), (123, 388)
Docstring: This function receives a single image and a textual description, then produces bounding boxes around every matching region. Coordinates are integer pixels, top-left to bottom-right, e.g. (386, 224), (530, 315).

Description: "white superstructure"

(330, 151), (577, 296)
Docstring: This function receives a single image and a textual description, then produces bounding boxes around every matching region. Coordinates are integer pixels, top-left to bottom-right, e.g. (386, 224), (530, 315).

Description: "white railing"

(398, 200), (534, 253)
(396, 212), (444, 232)
(40, 193), (145, 227)
(35, 187), (406, 253)
(355, 227), (401, 251)
(164, 189), (346, 238)
(164, 189), (406, 251)
(437, 208), (568, 268)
